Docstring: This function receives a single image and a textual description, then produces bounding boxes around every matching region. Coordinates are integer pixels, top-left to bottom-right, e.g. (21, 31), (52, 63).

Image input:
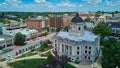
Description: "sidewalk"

(0, 61), (11, 68)
(68, 62), (93, 68)
(93, 50), (102, 68)
(10, 49), (52, 62)
(0, 49), (52, 68)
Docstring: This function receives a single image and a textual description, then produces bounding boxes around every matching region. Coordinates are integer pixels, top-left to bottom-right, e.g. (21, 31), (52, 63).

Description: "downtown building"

(105, 22), (120, 40)
(52, 13), (100, 62)
(49, 14), (72, 32)
(26, 16), (49, 28)
(0, 35), (14, 53)
(6, 28), (38, 41)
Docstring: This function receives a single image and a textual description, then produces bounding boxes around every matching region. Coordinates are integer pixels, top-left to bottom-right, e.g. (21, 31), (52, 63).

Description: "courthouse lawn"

(9, 59), (47, 68)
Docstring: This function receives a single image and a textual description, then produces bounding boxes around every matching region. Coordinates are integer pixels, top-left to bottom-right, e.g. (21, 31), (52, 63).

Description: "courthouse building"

(52, 13), (100, 62)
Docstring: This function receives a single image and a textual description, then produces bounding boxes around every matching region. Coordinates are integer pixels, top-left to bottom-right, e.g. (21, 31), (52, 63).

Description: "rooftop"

(71, 13), (83, 23)
(85, 23), (94, 28)
(0, 38), (5, 41)
(0, 35), (14, 41)
(107, 22), (120, 28)
(7, 28), (38, 35)
(57, 30), (98, 42)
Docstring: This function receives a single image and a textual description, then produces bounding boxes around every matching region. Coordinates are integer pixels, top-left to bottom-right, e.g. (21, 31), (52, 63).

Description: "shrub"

(74, 59), (80, 64)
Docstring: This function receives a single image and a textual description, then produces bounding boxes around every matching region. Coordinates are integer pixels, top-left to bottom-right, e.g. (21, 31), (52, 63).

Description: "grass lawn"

(64, 63), (76, 68)
(36, 45), (52, 52)
(16, 51), (37, 58)
(9, 59), (47, 68)
(41, 51), (52, 57)
(16, 45), (52, 58)
(0, 58), (6, 62)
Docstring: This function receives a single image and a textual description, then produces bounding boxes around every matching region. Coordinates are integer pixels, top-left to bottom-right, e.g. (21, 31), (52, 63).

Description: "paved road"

(0, 33), (56, 59)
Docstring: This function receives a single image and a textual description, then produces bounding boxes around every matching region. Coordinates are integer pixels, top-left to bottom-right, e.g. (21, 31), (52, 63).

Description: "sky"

(0, 0), (120, 12)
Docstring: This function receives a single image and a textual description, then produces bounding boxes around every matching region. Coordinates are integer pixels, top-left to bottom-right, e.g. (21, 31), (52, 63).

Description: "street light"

(116, 66), (118, 68)
(6, 55), (11, 64)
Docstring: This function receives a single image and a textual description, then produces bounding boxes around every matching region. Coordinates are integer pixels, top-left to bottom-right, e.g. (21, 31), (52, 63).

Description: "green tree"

(45, 27), (49, 32)
(102, 38), (120, 68)
(56, 27), (62, 32)
(43, 32), (48, 36)
(84, 18), (91, 22)
(93, 24), (112, 39)
(115, 11), (119, 13)
(95, 11), (101, 17)
(14, 32), (26, 45)
(0, 46), (3, 50)
(112, 12), (115, 17)
(101, 11), (104, 15)
(42, 42), (48, 47)
(3, 18), (10, 24)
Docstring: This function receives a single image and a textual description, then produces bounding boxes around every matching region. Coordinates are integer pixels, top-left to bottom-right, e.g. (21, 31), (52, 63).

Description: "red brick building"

(71, 13), (95, 20)
(49, 14), (71, 28)
(26, 18), (49, 28)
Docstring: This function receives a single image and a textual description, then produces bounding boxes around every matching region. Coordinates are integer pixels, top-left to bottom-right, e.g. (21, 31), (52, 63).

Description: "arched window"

(77, 47), (79, 50)
(78, 27), (80, 30)
(85, 46), (87, 49)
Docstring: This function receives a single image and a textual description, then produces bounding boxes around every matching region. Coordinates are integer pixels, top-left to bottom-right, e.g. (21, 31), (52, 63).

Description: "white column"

(68, 46), (70, 55)
(64, 45), (66, 54)
(12, 38), (14, 46)
(4, 40), (7, 48)
(64, 45), (65, 53)
(59, 44), (61, 52)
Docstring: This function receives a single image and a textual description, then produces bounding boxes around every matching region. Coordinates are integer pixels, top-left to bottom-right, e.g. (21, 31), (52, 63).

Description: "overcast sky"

(0, 0), (120, 12)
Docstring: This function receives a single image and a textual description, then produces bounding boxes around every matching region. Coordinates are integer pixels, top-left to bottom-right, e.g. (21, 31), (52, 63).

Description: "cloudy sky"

(0, 0), (120, 12)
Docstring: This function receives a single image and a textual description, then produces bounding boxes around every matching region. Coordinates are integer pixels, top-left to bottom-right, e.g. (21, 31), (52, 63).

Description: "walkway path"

(0, 33), (56, 59)
(0, 61), (11, 68)
(0, 49), (52, 68)
(94, 50), (102, 68)
(68, 62), (93, 68)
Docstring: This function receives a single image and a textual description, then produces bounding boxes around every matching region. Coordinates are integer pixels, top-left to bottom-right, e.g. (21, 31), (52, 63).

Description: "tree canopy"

(56, 27), (62, 32)
(93, 24), (112, 39)
(95, 11), (102, 17)
(3, 18), (10, 24)
(102, 38), (120, 68)
(84, 18), (91, 22)
(14, 32), (26, 45)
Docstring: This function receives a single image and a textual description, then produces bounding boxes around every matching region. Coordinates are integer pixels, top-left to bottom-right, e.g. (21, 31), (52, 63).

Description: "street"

(0, 33), (56, 59)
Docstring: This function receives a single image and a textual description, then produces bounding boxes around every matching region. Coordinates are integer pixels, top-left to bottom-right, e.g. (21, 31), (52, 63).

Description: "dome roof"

(71, 13), (83, 23)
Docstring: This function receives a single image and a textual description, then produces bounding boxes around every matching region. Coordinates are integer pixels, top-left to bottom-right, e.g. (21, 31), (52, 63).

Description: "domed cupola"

(69, 13), (85, 37)
(71, 13), (83, 23)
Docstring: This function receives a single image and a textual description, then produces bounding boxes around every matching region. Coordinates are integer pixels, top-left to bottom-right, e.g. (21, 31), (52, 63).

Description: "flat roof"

(0, 35), (13, 40)
(0, 38), (5, 41)
(7, 29), (38, 35)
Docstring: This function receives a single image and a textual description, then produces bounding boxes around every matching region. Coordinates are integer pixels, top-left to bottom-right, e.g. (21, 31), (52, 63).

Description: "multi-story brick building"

(71, 13), (95, 20)
(49, 14), (72, 31)
(26, 17), (49, 28)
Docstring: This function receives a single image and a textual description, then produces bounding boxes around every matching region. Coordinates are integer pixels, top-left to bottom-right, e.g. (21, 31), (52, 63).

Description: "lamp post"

(116, 66), (118, 68)
(6, 55), (11, 64)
